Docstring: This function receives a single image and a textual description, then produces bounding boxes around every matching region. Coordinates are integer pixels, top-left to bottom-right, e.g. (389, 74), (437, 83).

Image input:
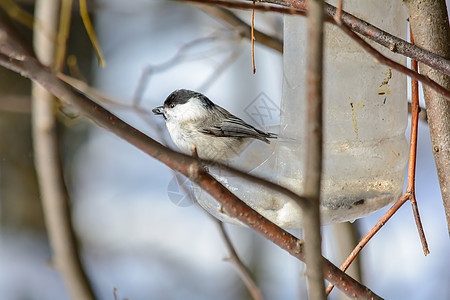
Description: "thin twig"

(31, 1), (96, 299)
(330, 222), (362, 283)
(198, 50), (239, 91)
(198, 5), (283, 53)
(336, 23), (450, 100)
(0, 0), (35, 28)
(408, 102), (427, 123)
(188, 179), (263, 300)
(53, 0), (73, 72)
(251, 0), (256, 73)
(0, 18), (382, 299)
(404, 0), (450, 236)
(216, 221), (264, 300)
(132, 34), (226, 106)
(181, 0), (306, 17)
(407, 29), (429, 255)
(325, 193), (410, 295)
(79, 0), (105, 67)
(334, 0), (343, 25)
(303, 0), (325, 299)
(58, 72), (152, 114)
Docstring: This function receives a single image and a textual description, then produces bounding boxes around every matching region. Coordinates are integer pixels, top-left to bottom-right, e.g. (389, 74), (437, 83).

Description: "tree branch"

(335, 21), (450, 100)
(404, 0), (450, 236)
(303, 0), (325, 299)
(408, 102), (427, 123)
(0, 16), (382, 300)
(407, 28), (429, 255)
(217, 221), (263, 300)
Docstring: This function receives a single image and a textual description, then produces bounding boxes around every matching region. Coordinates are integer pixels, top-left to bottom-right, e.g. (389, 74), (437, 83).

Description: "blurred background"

(1, 0), (449, 299)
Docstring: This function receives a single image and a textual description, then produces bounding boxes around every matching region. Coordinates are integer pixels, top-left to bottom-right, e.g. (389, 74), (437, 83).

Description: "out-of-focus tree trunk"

(0, 67), (44, 231)
(0, 4), (93, 233)
(403, 0), (450, 236)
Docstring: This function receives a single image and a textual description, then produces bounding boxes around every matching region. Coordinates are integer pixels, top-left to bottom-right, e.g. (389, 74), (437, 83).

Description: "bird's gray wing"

(201, 114), (273, 143)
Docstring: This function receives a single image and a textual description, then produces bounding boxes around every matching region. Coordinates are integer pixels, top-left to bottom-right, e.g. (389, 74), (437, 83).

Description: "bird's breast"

(166, 121), (196, 154)
(166, 120), (249, 161)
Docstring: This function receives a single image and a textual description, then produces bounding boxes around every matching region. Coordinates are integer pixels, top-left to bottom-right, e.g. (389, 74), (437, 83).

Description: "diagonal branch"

(335, 21), (450, 100)
(0, 16), (381, 300)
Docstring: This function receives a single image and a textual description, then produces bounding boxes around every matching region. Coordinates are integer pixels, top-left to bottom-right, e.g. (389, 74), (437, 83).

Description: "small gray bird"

(153, 89), (276, 162)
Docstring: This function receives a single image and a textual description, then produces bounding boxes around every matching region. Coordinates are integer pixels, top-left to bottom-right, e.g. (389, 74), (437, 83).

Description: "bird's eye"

(170, 104), (175, 108)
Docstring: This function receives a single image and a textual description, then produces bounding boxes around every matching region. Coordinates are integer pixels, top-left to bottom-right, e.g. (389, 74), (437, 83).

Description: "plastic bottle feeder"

(193, 0), (408, 228)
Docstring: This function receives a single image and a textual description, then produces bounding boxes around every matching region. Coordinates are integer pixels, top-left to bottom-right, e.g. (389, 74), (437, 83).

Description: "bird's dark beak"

(152, 106), (164, 115)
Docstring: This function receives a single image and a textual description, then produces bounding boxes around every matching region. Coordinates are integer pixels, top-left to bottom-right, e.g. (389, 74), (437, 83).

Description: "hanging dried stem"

(53, 0), (73, 71)
(79, 0), (105, 67)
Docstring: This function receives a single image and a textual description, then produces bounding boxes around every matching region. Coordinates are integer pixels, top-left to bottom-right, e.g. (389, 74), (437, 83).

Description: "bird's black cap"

(164, 89), (215, 109)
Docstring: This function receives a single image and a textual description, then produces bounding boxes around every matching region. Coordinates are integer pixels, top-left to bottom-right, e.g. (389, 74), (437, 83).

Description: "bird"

(152, 89), (277, 162)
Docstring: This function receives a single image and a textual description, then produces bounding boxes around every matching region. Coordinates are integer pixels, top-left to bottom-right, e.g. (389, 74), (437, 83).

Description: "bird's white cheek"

(171, 99), (208, 122)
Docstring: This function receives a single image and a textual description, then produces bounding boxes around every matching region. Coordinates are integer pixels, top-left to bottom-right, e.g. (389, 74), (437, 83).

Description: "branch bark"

(303, 0), (325, 299)
(0, 15), (382, 300)
(403, 0), (450, 236)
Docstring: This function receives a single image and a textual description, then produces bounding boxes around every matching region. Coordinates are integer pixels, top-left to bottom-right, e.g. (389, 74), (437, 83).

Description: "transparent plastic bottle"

(277, 0), (408, 225)
(194, 0), (408, 227)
